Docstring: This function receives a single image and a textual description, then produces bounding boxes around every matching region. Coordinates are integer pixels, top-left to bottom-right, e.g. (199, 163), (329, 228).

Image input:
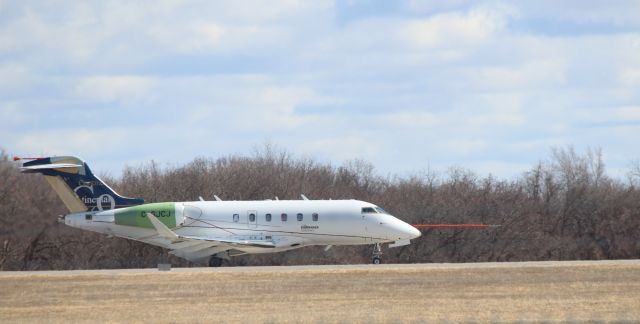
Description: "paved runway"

(2, 259), (638, 276)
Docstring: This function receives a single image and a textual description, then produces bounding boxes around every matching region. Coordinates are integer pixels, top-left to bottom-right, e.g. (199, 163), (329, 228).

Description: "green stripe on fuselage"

(114, 202), (176, 229)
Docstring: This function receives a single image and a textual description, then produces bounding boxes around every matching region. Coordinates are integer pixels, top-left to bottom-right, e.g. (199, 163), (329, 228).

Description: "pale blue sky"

(1, 1), (639, 179)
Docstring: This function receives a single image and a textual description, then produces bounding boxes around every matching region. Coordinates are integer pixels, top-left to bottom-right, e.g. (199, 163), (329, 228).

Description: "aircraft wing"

(146, 212), (276, 248)
(144, 212), (284, 264)
(179, 235), (276, 248)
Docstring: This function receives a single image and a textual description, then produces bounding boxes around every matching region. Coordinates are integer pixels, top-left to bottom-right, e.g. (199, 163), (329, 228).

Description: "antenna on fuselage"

(275, 196), (279, 201)
(214, 195), (222, 201)
(301, 194), (309, 201)
(198, 196), (205, 201)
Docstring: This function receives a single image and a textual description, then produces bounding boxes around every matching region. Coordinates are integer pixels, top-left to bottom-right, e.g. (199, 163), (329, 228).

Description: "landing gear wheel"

(208, 256), (223, 267)
(371, 243), (383, 265)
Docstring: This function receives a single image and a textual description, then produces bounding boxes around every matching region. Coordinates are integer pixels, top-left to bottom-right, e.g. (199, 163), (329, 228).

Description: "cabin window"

(297, 213), (303, 221)
(312, 213), (319, 221)
(85, 214), (92, 221)
(249, 213), (256, 222)
(265, 213), (272, 222)
(361, 207), (376, 214)
(281, 213), (288, 221)
(233, 214), (239, 222)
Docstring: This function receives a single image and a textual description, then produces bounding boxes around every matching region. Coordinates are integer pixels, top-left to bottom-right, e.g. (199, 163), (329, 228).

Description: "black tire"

(372, 256), (382, 264)
(208, 256), (224, 267)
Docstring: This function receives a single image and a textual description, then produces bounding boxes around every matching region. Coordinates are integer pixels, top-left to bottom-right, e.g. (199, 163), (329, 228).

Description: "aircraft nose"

(403, 222), (422, 239)
(386, 217), (422, 240)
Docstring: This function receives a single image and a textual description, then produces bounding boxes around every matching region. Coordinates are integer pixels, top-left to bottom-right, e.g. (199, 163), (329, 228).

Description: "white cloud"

(0, 63), (37, 95)
(436, 138), (487, 156)
(15, 128), (132, 157)
(185, 1), (334, 24)
(0, 102), (32, 124)
(401, 9), (506, 49)
(378, 111), (437, 129)
(148, 22), (226, 54)
(403, 0), (474, 13)
(613, 106), (640, 121)
(514, 1), (640, 27)
(74, 76), (154, 103)
(619, 68), (640, 86)
(295, 135), (380, 162)
(2, 1), (640, 179)
(0, 1), (334, 68)
(459, 59), (567, 91)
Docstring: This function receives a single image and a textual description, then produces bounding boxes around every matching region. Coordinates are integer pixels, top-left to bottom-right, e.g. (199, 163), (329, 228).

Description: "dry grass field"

(1, 261), (639, 323)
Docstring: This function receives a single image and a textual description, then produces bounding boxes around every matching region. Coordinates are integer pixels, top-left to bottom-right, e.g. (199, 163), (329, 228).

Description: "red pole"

(412, 224), (490, 229)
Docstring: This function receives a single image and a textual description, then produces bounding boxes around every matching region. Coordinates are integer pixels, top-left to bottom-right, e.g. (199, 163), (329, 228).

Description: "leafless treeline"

(1, 146), (639, 270)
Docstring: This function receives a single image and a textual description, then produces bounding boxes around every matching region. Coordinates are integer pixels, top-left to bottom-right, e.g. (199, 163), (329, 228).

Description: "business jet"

(18, 156), (421, 266)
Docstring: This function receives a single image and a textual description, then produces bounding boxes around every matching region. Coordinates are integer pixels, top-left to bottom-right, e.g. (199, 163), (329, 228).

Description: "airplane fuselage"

(63, 199), (420, 263)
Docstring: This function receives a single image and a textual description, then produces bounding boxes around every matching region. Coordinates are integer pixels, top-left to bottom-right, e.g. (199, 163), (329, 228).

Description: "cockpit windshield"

(361, 206), (390, 214)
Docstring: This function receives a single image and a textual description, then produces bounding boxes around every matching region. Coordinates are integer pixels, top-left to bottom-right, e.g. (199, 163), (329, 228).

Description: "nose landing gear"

(371, 243), (383, 264)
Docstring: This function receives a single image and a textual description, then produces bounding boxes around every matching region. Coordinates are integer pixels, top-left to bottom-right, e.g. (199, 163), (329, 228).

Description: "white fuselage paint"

(63, 199), (421, 260)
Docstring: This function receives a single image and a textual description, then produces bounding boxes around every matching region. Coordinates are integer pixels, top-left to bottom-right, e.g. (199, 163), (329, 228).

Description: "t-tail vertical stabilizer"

(18, 156), (144, 213)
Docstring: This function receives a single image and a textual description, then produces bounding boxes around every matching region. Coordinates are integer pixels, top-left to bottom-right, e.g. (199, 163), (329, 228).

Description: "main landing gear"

(208, 251), (231, 267)
(371, 243), (383, 264)
(208, 256), (224, 267)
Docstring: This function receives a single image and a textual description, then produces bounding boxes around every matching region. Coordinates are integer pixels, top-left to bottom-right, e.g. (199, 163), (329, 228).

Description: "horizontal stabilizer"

(21, 163), (82, 173)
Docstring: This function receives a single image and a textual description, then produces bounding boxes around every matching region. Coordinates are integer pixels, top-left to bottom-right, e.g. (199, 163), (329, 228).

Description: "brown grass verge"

(0, 262), (639, 323)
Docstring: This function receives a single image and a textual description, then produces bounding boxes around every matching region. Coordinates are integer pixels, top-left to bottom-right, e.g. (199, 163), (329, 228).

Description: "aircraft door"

(247, 210), (258, 228)
(362, 214), (372, 242)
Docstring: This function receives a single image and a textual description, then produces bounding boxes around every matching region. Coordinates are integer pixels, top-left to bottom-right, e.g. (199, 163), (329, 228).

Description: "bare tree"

(1, 145), (639, 270)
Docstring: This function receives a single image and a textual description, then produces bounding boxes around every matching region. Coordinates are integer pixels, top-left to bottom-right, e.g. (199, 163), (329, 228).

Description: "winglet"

(146, 213), (182, 243)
